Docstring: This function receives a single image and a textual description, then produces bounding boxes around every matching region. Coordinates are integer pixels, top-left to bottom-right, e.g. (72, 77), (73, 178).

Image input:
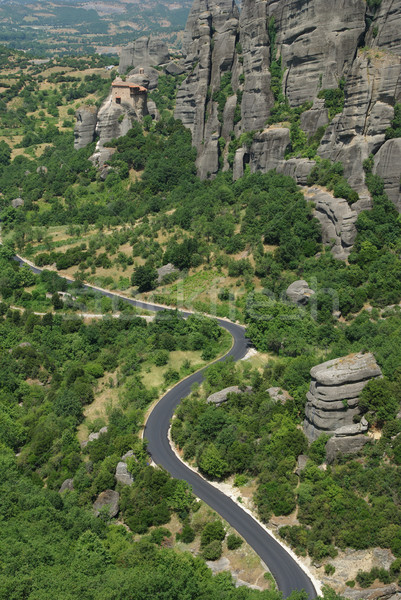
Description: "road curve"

(13, 255), (318, 598)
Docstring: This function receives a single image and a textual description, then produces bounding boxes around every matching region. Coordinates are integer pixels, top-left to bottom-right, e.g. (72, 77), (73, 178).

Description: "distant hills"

(0, 0), (192, 56)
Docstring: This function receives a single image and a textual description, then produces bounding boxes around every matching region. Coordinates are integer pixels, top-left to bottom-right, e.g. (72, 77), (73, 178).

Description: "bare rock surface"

(304, 353), (382, 441)
(286, 280), (315, 306)
(306, 187), (358, 260)
(119, 36), (170, 74)
(115, 462), (134, 486)
(374, 139), (401, 211)
(207, 386), (252, 406)
(59, 478), (74, 493)
(93, 490), (119, 518)
(249, 128), (290, 174)
(157, 263), (178, 283)
(266, 387), (292, 404)
(127, 66), (159, 90)
(11, 197), (24, 208)
(74, 105), (98, 150)
(325, 434), (370, 464)
(81, 426), (108, 448)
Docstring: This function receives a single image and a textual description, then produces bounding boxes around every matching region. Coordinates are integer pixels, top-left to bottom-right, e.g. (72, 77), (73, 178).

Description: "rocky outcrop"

(81, 426), (108, 449)
(207, 386), (252, 406)
(177, 0), (401, 244)
(90, 85), (148, 167)
(286, 280), (315, 306)
(119, 36), (170, 74)
(74, 105), (98, 150)
(374, 139), (401, 211)
(343, 585), (400, 600)
(306, 188), (358, 260)
(127, 66), (159, 90)
(304, 352), (382, 442)
(318, 50), (401, 197)
(249, 128), (290, 174)
(325, 434), (370, 464)
(174, 0), (239, 177)
(115, 462), (134, 486)
(115, 450), (135, 486)
(93, 490), (119, 518)
(11, 197), (24, 208)
(59, 478), (74, 493)
(300, 100), (329, 138)
(266, 387), (292, 404)
(157, 263), (179, 284)
(272, 0), (366, 107)
(239, 0), (273, 132)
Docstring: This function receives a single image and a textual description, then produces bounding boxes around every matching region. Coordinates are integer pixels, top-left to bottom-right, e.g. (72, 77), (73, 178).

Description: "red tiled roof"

(112, 82), (147, 92)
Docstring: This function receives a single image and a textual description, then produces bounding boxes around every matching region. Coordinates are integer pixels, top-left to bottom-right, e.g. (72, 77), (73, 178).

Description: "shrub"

(177, 524), (196, 544)
(200, 520), (226, 547)
(324, 564), (336, 576)
(201, 540), (223, 561)
(227, 534), (243, 550)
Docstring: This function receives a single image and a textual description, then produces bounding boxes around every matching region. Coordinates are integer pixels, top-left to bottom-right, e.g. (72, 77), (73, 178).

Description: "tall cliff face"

(175, 0), (239, 178)
(176, 0), (401, 221)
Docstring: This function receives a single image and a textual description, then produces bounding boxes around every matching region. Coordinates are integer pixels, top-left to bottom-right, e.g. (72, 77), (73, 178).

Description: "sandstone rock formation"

(127, 66), (160, 91)
(304, 353), (382, 442)
(176, 0), (401, 259)
(306, 188), (358, 260)
(119, 36), (170, 74)
(374, 139), (401, 211)
(89, 84), (148, 167)
(93, 490), (119, 518)
(74, 105), (98, 150)
(174, 0), (239, 178)
(286, 280), (315, 306)
(207, 386), (252, 406)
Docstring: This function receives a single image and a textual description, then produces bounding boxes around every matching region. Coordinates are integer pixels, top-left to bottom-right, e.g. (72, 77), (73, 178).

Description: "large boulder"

(286, 280), (315, 306)
(157, 263), (178, 284)
(59, 478), (74, 493)
(115, 462), (134, 486)
(266, 387), (292, 404)
(304, 353), (382, 442)
(207, 386), (252, 406)
(325, 434), (370, 464)
(11, 197), (24, 208)
(93, 490), (119, 518)
(306, 187), (358, 260)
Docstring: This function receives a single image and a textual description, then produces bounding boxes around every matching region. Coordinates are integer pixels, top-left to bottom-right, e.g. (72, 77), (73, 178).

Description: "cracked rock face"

(306, 187), (358, 260)
(304, 352), (382, 442)
(119, 36), (170, 74)
(374, 139), (401, 211)
(286, 280), (315, 306)
(177, 0), (401, 252)
(272, 0), (366, 106)
(74, 106), (98, 150)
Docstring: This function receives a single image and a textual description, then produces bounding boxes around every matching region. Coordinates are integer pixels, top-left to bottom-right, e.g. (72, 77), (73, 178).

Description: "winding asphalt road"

(13, 255), (318, 598)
